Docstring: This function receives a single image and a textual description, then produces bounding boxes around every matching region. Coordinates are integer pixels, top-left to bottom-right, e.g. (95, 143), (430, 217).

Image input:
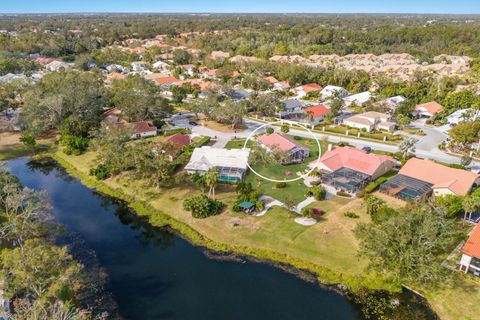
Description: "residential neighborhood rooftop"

(462, 225), (480, 260)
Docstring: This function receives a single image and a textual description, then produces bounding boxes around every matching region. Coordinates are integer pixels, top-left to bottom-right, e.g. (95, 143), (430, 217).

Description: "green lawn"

(224, 138), (254, 149)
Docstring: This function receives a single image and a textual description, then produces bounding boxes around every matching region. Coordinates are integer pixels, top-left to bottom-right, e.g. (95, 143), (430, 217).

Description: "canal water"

(6, 157), (361, 320)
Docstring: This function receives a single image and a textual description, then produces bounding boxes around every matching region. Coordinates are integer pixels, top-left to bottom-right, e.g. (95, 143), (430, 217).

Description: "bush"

(343, 211), (360, 219)
(164, 128), (191, 136)
(309, 186), (326, 200)
(89, 164), (111, 180)
(265, 127), (274, 135)
(183, 195), (224, 218)
(275, 182), (287, 188)
(293, 135), (302, 140)
(60, 134), (89, 155)
(365, 177), (388, 193)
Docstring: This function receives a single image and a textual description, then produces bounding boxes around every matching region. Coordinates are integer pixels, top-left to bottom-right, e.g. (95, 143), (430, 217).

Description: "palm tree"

(463, 195), (480, 222)
(204, 169), (219, 200)
(399, 138), (417, 159)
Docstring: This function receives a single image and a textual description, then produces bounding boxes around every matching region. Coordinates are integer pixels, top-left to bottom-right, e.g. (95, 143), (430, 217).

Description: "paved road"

(187, 116), (479, 170)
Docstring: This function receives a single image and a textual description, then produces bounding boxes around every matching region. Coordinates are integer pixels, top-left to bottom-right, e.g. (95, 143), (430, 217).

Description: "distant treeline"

(1, 14), (480, 61)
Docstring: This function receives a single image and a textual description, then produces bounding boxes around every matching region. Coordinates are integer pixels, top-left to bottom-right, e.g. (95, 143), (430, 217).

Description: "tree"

(281, 123), (290, 133)
(463, 195), (480, 221)
(364, 195), (385, 215)
(183, 195), (224, 218)
(247, 92), (282, 116)
(204, 169), (219, 200)
(449, 120), (480, 149)
(19, 133), (36, 153)
(216, 99), (247, 129)
(434, 195), (465, 219)
(172, 49), (192, 65)
(355, 201), (458, 285)
(0, 239), (82, 301)
(110, 75), (172, 121)
(0, 186), (53, 247)
(283, 194), (297, 212)
(398, 138), (417, 159)
(265, 127), (274, 135)
(20, 71), (106, 135)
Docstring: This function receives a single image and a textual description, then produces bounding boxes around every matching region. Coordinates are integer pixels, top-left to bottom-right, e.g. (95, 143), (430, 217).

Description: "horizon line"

(1, 12), (480, 16)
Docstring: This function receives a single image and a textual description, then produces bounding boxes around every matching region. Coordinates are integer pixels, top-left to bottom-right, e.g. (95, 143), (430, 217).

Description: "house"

(320, 85), (349, 99)
(343, 111), (396, 132)
(152, 60), (170, 72)
(377, 95), (406, 111)
(184, 146), (251, 182)
(102, 108), (125, 124)
(460, 225), (480, 276)
(131, 61), (148, 72)
(114, 121), (158, 139)
(380, 158), (480, 200)
(105, 64), (129, 74)
(414, 101), (444, 118)
(310, 146), (396, 194)
(276, 99), (304, 118)
(257, 132), (310, 164)
(153, 76), (180, 87)
(293, 83), (322, 98)
(264, 76), (279, 85)
(162, 133), (191, 149)
(302, 104), (331, 126)
(343, 91), (372, 106)
(180, 64), (195, 76)
(105, 72), (126, 84)
(228, 89), (252, 100)
(45, 60), (72, 72)
(272, 81), (290, 91)
(200, 69), (217, 79)
(447, 108), (480, 125)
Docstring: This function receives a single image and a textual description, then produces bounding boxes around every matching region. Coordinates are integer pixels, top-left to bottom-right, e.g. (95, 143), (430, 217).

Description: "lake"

(6, 157), (361, 320)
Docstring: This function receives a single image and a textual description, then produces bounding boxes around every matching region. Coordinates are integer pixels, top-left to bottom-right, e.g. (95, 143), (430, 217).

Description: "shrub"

(365, 177), (388, 193)
(275, 182), (287, 188)
(236, 182), (253, 195)
(265, 127), (274, 135)
(309, 186), (326, 200)
(60, 134), (89, 155)
(293, 135), (302, 140)
(183, 195), (224, 218)
(365, 195), (386, 215)
(89, 164), (111, 180)
(255, 200), (265, 211)
(281, 123), (290, 133)
(344, 211), (359, 219)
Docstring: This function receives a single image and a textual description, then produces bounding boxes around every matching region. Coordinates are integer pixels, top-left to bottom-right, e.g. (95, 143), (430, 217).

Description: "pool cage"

(379, 174), (433, 200)
(321, 168), (371, 194)
(217, 166), (246, 182)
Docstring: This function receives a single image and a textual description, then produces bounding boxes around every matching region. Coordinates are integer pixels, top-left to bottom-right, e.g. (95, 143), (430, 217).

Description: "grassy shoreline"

(44, 151), (398, 293)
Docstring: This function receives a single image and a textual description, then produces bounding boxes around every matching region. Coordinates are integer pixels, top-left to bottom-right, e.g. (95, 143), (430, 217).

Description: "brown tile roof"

(162, 133), (191, 149)
(304, 104), (330, 119)
(115, 121), (157, 134)
(399, 158), (479, 195)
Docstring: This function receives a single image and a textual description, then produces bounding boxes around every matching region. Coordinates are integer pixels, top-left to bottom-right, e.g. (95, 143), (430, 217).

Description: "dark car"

(361, 146), (372, 153)
(189, 121), (198, 126)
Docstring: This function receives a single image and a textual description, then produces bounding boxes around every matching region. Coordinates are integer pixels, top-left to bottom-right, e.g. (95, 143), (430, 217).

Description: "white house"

(377, 95), (406, 111)
(185, 147), (251, 182)
(343, 111), (396, 132)
(320, 85), (349, 99)
(131, 61), (148, 72)
(447, 108), (480, 125)
(152, 60), (170, 73)
(343, 91), (372, 106)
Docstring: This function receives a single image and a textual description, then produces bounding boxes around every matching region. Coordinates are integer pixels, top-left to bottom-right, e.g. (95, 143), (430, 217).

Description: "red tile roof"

(399, 158), (479, 195)
(295, 83), (322, 94)
(304, 104), (330, 119)
(265, 76), (279, 84)
(153, 76), (180, 85)
(462, 225), (480, 259)
(162, 133), (191, 149)
(314, 146), (395, 176)
(257, 132), (307, 152)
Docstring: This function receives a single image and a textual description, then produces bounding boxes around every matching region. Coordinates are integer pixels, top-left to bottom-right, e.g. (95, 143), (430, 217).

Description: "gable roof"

(415, 101), (444, 115)
(153, 76), (180, 85)
(265, 76), (279, 84)
(257, 133), (307, 153)
(162, 133), (191, 149)
(314, 146), (395, 176)
(295, 83), (322, 94)
(462, 225), (480, 259)
(399, 158), (479, 195)
(304, 104), (330, 119)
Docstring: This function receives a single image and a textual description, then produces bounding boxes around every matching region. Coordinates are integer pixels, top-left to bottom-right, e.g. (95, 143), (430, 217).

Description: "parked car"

(189, 121), (198, 126)
(361, 146), (372, 153)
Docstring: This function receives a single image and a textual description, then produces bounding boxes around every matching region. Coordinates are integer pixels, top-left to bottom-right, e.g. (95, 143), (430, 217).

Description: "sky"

(1, 0), (480, 14)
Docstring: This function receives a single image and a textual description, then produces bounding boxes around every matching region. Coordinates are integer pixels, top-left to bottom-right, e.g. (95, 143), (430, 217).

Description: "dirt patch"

(0, 132), (21, 147)
(198, 120), (247, 133)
